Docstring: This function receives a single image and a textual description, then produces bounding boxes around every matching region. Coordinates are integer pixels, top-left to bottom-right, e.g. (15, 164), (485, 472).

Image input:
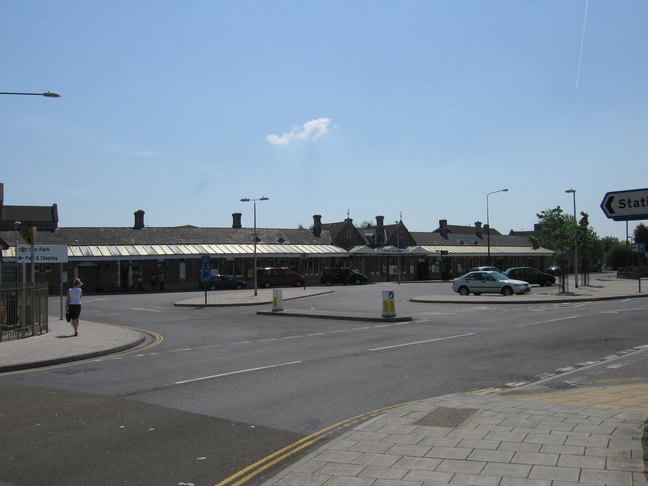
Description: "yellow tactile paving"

(506, 384), (648, 413)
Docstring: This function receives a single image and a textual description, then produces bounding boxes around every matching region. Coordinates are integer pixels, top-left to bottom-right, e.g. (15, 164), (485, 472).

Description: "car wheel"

(236, 284), (243, 289)
(353, 279), (361, 285)
(473, 292), (481, 296)
(208, 284), (217, 291)
(458, 286), (470, 296)
(544, 278), (553, 287)
(501, 286), (513, 296)
(294, 280), (303, 287)
(263, 281), (271, 288)
(325, 281), (333, 286)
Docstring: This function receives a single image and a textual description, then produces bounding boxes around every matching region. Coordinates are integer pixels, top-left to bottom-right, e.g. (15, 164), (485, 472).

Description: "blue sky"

(2, 1), (646, 241)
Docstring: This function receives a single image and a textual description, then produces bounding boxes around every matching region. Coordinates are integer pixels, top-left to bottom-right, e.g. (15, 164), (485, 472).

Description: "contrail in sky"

(576, 0), (589, 88)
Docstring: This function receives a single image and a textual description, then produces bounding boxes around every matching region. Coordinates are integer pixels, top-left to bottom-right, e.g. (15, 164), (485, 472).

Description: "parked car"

(503, 267), (556, 287)
(452, 271), (531, 296)
(257, 267), (304, 288)
(199, 275), (247, 290)
(320, 268), (368, 286)
(547, 266), (561, 276)
(468, 266), (501, 273)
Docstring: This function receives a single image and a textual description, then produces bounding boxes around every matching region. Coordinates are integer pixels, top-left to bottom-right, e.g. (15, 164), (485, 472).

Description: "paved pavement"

(1, 274), (646, 485)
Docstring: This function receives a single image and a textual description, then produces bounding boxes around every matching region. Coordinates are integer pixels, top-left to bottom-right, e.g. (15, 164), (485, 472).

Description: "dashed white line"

(174, 360), (302, 385)
(369, 332), (476, 352)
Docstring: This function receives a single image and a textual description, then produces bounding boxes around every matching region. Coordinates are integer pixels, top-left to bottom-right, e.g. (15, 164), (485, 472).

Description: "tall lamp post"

(565, 189), (578, 288)
(0, 91), (61, 98)
(395, 214), (402, 285)
(486, 189), (508, 265)
(240, 197), (269, 296)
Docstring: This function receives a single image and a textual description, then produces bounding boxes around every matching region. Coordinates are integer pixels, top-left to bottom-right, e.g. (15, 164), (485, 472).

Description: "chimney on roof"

(439, 219), (448, 239)
(534, 223), (542, 232)
(474, 221), (483, 238)
(232, 213), (242, 229)
(376, 215), (385, 246)
(133, 210), (145, 230)
(313, 214), (322, 237)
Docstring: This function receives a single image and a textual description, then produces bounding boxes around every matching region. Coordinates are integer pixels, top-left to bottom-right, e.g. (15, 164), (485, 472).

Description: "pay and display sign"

(15, 245), (69, 263)
(600, 188), (648, 221)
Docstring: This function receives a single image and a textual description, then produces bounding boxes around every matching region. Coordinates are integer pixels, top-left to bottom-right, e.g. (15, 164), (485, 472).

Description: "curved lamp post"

(0, 91), (61, 97)
(565, 189), (578, 288)
(241, 197), (269, 295)
(486, 189), (508, 265)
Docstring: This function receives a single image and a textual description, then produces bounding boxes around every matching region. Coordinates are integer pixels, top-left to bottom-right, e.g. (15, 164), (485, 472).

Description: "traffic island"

(257, 308), (412, 322)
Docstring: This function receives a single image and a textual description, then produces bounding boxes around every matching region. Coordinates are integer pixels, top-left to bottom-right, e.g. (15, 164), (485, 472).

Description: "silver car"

(452, 271), (531, 296)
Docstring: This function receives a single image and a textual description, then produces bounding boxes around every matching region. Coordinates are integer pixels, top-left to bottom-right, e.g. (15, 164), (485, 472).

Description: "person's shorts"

(68, 304), (81, 319)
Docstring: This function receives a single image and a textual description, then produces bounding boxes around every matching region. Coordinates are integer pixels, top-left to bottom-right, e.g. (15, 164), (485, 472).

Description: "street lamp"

(0, 91), (61, 97)
(565, 189), (578, 288)
(395, 214), (402, 285)
(240, 197), (269, 296)
(486, 189), (508, 265)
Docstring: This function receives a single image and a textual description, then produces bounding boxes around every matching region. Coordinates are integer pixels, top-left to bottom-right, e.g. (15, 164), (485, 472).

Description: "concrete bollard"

(272, 289), (284, 312)
(382, 290), (396, 317)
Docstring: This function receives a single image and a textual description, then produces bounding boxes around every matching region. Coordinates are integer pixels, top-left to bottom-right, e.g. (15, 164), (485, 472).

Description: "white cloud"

(266, 117), (331, 145)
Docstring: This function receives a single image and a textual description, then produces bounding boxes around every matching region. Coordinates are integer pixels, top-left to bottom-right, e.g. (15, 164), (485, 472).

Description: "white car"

(468, 266), (501, 273)
(452, 271), (531, 296)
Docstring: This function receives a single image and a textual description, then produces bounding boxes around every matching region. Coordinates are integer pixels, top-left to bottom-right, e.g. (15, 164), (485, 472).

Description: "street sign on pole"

(15, 245), (68, 263)
(18, 227), (37, 245)
(600, 188), (648, 221)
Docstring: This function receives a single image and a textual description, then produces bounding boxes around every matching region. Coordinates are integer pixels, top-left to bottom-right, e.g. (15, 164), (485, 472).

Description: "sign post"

(601, 189), (647, 294)
(600, 188), (648, 221)
(14, 245), (69, 319)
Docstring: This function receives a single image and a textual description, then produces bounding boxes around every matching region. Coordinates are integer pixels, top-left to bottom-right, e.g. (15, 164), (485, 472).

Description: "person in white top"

(66, 278), (83, 337)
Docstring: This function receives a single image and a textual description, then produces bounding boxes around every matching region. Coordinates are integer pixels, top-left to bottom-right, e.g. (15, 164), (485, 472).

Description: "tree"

(604, 242), (631, 270)
(529, 207), (575, 290)
(600, 236), (619, 253)
(528, 207), (573, 258)
(577, 212), (599, 273)
(634, 223), (648, 245)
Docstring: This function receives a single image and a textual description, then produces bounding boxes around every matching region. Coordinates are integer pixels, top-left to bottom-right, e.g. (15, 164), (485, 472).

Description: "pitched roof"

(0, 226), (334, 247)
(0, 205), (59, 231)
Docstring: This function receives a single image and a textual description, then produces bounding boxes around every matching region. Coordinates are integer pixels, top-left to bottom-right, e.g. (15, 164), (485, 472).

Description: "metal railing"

(0, 285), (49, 341)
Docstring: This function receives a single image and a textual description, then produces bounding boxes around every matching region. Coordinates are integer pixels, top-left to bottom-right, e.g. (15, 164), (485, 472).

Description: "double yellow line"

(215, 400), (418, 486)
(0, 326), (163, 375)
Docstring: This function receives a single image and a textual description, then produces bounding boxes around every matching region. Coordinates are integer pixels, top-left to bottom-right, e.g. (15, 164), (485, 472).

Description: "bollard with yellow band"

(382, 290), (396, 318)
(272, 289), (284, 312)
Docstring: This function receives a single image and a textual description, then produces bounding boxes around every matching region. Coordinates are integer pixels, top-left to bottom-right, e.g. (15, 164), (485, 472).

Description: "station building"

(1, 205), (553, 293)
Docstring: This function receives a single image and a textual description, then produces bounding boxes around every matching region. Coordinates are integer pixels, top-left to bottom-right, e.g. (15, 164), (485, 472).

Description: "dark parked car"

(199, 275), (247, 290)
(503, 267), (556, 287)
(320, 268), (368, 285)
(257, 267), (304, 288)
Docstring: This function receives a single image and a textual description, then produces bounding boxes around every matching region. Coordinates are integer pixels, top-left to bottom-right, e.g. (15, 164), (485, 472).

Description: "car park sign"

(600, 188), (648, 221)
(15, 245), (69, 263)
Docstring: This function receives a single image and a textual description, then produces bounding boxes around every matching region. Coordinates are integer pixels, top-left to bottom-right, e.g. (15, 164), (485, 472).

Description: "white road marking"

(131, 307), (162, 312)
(369, 332), (476, 352)
(174, 361), (302, 385)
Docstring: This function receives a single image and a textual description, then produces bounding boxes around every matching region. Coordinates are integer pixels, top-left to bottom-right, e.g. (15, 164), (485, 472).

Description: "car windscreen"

(491, 272), (509, 280)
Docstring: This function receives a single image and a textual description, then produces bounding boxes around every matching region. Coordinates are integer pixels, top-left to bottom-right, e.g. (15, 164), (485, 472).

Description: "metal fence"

(0, 285), (49, 341)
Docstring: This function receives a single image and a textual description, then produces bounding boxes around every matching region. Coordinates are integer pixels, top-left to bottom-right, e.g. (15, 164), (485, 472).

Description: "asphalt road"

(1, 282), (646, 485)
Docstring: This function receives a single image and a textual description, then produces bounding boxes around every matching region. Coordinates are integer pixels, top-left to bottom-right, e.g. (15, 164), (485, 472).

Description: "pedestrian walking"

(65, 278), (83, 337)
(158, 271), (165, 291)
(134, 270), (143, 291)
